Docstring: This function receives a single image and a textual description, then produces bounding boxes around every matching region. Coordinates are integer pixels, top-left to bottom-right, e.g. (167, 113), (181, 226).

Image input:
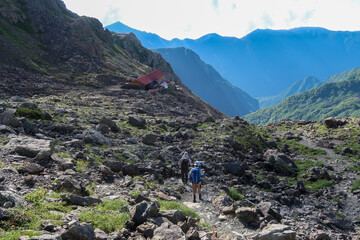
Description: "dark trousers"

(181, 169), (188, 184)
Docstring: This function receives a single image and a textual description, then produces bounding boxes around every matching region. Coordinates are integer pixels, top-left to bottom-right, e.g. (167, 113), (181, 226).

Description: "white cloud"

(62, 0), (360, 40)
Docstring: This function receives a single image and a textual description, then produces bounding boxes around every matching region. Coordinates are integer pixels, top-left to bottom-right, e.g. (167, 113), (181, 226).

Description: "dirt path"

(168, 178), (255, 238)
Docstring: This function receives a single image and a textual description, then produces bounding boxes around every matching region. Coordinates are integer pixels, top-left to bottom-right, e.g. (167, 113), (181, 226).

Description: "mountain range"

(106, 21), (360, 98)
(153, 47), (259, 116)
(259, 76), (322, 108)
(244, 68), (360, 125)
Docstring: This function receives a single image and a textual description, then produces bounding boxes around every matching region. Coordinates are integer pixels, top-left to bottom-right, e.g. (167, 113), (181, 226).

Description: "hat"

(194, 161), (201, 167)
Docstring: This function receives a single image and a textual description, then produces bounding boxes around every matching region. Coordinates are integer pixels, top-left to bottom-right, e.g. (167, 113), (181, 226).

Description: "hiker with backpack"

(178, 152), (192, 184)
(189, 161), (205, 202)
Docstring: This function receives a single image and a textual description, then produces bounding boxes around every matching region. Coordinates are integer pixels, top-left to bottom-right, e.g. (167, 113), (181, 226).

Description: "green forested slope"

(244, 70), (360, 125)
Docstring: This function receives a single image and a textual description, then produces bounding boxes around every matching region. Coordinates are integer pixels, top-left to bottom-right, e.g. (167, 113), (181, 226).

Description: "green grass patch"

(76, 160), (89, 173)
(228, 188), (244, 201)
(295, 159), (324, 173)
(305, 179), (333, 191)
(0, 137), (10, 146)
(348, 164), (360, 172)
(15, 107), (44, 120)
(0, 230), (40, 240)
(158, 200), (200, 219)
(78, 199), (129, 233)
(335, 211), (346, 219)
(280, 139), (326, 156)
(351, 179), (360, 192)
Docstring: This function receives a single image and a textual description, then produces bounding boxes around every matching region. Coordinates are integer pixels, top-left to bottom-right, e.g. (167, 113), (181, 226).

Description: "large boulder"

(264, 150), (297, 176)
(256, 202), (282, 222)
(159, 210), (186, 224)
(142, 134), (158, 145)
(235, 207), (260, 228)
(324, 117), (347, 128)
(99, 117), (120, 132)
(0, 109), (20, 128)
(4, 136), (52, 161)
(128, 115), (146, 128)
(61, 194), (102, 206)
(152, 222), (185, 240)
(0, 191), (25, 208)
(18, 163), (44, 175)
(222, 161), (246, 176)
(46, 123), (74, 134)
(52, 176), (88, 196)
(130, 201), (160, 225)
(252, 224), (296, 240)
(83, 129), (111, 146)
(61, 223), (96, 240)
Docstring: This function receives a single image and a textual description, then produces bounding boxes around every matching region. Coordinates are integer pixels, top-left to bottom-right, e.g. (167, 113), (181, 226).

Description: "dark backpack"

(181, 158), (189, 170)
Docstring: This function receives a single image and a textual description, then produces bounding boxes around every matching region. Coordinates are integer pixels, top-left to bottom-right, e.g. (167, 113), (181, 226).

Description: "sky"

(62, 0), (360, 40)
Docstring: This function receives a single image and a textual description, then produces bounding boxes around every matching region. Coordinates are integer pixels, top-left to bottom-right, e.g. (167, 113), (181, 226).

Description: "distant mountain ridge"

(106, 22), (360, 98)
(154, 47), (259, 116)
(243, 69), (360, 125)
(259, 76), (322, 108)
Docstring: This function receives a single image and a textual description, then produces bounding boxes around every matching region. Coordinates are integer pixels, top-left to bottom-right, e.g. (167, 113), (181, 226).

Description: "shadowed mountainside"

(154, 47), (259, 116)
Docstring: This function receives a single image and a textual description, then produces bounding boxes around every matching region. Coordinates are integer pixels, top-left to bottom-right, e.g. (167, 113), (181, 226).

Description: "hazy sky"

(62, 0), (360, 40)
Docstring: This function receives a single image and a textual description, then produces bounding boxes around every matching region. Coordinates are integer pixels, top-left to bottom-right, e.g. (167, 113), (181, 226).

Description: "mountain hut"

(127, 70), (168, 91)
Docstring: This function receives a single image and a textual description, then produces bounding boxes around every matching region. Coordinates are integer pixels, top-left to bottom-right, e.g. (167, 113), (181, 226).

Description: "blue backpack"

(189, 168), (201, 184)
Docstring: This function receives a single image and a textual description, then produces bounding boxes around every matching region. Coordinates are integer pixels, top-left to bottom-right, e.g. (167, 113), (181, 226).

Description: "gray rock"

(18, 163), (44, 175)
(128, 115), (146, 128)
(159, 210), (186, 224)
(136, 222), (156, 238)
(61, 194), (102, 206)
(122, 163), (139, 176)
(186, 227), (200, 240)
(212, 195), (232, 209)
(29, 234), (61, 240)
(52, 176), (88, 196)
(0, 109), (20, 128)
(130, 201), (160, 225)
(104, 160), (124, 173)
(83, 128), (111, 146)
(61, 223), (96, 240)
(99, 117), (120, 132)
(47, 123), (74, 134)
(222, 161), (246, 176)
(95, 123), (110, 134)
(51, 154), (74, 171)
(152, 222), (185, 240)
(324, 117), (347, 128)
(4, 136), (52, 160)
(0, 125), (16, 134)
(0, 191), (25, 208)
(264, 149), (297, 176)
(235, 207), (259, 228)
(309, 167), (331, 182)
(252, 224), (296, 240)
(142, 133), (158, 145)
(256, 202), (282, 222)
(94, 228), (109, 240)
(19, 102), (38, 110)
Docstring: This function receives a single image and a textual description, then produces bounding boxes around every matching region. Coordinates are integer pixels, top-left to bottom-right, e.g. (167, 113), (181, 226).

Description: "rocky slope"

(0, 92), (359, 239)
(154, 47), (259, 117)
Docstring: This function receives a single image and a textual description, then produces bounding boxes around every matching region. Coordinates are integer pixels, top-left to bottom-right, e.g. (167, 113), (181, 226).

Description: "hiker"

(178, 151), (192, 184)
(189, 161), (205, 202)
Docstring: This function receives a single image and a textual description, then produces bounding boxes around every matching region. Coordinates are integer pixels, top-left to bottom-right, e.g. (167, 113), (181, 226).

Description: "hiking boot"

(193, 198), (196, 203)
(199, 194), (202, 201)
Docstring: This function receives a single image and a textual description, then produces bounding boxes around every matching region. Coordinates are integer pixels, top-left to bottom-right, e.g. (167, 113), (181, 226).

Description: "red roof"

(130, 70), (165, 85)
